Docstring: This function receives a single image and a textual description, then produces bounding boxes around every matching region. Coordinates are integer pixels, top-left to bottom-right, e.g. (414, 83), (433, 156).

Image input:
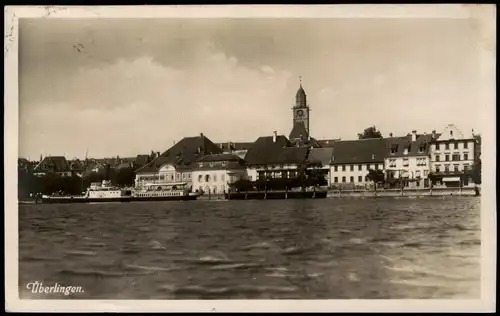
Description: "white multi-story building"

(329, 138), (387, 189)
(429, 124), (477, 187)
(135, 163), (193, 188)
(384, 130), (432, 188)
(191, 154), (247, 194)
(134, 133), (223, 190)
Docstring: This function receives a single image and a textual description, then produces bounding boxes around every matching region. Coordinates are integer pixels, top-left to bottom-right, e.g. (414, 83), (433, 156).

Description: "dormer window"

(198, 162), (203, 168)
(418, 146), (425, 153)
(371, 154), (375, 160)
(403, 148), (408, 155)
(390, 145), (398, 154)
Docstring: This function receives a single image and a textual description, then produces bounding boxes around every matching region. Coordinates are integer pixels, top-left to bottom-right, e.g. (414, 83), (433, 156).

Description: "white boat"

(41, 180), (133, 204)
(132, 182), (202, 201)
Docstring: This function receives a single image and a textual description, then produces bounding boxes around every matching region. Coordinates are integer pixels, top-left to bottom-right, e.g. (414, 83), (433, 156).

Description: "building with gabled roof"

(384, 131), (434, 188)
(243, 132), (310, 181)
(33, 156), (72, 177)
(329, 138), (387, 189)
(134, 133), (222, 189)
(428, 124), (478, 188)
(191, 153), (247, 194)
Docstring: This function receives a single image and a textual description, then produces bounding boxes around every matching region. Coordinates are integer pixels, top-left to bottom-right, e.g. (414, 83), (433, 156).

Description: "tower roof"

(296, 84), (306, 98)
(295, 84), (307, 108)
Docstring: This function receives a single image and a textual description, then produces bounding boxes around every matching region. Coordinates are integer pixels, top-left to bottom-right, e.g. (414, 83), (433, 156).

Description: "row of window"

(196, 174), (226, 183)
(257, 171), (298, 179)
(435, 142), (469, 150)
(387, 170), (429, 178)
(389, 147), (425, 155)
(198, 161), (229, 168)
(334, 170), (433, 183)
(333, 176), (373, 183)
(435, 153), (469, 162)
(434, 164), (469, 173)
(332, 164), (383, 172)
(387, 158), (427, 168)
(137, 173), (191, 182)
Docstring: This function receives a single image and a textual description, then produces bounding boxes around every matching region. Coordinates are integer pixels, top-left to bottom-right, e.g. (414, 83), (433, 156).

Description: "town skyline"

(20, 18), (488, 159)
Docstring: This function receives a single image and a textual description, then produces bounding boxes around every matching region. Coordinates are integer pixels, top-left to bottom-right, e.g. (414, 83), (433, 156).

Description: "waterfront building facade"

(384, 131), (433, 188)
(134, 134), (222, 189)
(428, 124), (477, 187)
(191, 154), (247, 194)
(329, 138), (386, 189)
(244, 133), (309, 181)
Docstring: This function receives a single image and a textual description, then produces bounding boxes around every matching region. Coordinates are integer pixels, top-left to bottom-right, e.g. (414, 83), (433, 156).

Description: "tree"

(358, 126), (383, 139)
(18, 168), (36, 199)
(115, 167), (136, 187)
(427, 172), (442, 187)
(470, 159), (482, 185)
(306, 168), (328, 187)
(366, 169), (385, 190)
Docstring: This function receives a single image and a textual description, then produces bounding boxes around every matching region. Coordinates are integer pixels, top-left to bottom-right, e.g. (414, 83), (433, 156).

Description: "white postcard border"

(4, 4), (496, 313)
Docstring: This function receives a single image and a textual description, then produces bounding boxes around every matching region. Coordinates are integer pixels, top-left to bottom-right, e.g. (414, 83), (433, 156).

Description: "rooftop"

(136, 134), (222, 174)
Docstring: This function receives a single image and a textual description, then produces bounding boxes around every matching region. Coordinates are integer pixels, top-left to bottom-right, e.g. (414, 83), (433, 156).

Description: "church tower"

(289, 78), (310, 144)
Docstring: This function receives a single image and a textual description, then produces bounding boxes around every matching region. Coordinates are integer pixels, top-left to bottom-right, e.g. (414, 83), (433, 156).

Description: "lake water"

(18, 197), (481, 299)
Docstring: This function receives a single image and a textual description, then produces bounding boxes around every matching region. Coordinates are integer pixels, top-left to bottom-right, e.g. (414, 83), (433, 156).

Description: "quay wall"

(196, 187), (478, 200)
(327, 187), (478, 198)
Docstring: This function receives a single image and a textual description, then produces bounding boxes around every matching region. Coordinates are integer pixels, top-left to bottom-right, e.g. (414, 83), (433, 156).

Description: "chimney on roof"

(389, 132), (393, 137)
(431, 130), (436, 139)
(273, 131), (277, 143)
(411, 130), (417, 142)
(200, 133), (205, 155)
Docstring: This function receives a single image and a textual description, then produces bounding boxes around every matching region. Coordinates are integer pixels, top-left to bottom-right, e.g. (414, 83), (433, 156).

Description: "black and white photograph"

(4, 4), (496, 313)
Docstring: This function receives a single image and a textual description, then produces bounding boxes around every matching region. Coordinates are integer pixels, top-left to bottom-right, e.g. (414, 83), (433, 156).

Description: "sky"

(19, 17), (490, 159)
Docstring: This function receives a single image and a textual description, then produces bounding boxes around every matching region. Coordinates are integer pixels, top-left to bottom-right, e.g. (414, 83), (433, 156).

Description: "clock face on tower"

(296, 110), (304, 117)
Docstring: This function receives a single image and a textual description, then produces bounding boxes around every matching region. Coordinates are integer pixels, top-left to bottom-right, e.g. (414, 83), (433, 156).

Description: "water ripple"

(19, 197), (481, 299)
